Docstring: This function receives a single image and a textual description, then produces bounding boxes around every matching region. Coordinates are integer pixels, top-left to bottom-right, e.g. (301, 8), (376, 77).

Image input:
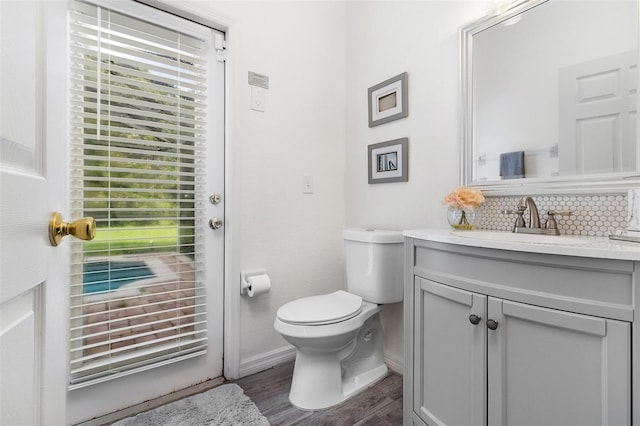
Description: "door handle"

(49, 212), (96, 246)
(209, 217), (223, 230)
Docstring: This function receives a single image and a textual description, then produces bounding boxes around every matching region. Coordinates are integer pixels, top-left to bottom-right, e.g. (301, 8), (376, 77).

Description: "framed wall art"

(368, 72), (408, 127)
(368, 138), (408, 184)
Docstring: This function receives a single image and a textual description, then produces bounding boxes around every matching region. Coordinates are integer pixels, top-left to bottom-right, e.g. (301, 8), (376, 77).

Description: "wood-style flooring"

(81, 361), (403, 426)
(235, 361), (404, 426)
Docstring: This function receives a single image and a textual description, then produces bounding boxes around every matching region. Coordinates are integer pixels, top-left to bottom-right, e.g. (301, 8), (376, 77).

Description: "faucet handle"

(547, 210), (572, 216)
(503, 208), (525, 229)
(546, 210), (572, 230)
(503, 206), (524, 214)
(503, 205), (526, 215)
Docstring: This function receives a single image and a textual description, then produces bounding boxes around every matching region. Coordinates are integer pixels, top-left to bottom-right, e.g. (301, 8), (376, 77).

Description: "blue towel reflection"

(500, 151), (525, 179)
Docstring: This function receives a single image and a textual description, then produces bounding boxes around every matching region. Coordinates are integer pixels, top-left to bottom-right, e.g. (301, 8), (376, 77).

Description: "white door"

(1, 1), (63, 424)
(0, 2), (225, 424)
(559, 51), (637, 175)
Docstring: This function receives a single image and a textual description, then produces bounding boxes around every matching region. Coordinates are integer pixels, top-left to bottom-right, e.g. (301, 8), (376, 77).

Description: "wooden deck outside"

(80, 254), (197, 360)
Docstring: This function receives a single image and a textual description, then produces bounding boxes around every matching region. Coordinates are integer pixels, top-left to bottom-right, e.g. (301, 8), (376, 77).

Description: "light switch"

(251, 86), (266, 112)
(302, 176), (314, 194)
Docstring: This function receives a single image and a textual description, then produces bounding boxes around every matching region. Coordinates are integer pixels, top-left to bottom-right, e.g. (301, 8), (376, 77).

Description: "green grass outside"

(84, 226), (180, 255)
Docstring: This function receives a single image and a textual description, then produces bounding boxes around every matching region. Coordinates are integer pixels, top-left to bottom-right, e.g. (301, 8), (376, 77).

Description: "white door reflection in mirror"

(559, 51), (637, 175)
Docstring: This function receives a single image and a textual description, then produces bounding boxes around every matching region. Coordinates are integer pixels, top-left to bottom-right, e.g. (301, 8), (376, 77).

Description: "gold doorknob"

(49, 212), (96, 246)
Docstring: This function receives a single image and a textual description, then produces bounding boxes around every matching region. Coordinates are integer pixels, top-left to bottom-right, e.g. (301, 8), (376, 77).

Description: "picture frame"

(368, 72), (408, 127)
(368, 138), (408, 184)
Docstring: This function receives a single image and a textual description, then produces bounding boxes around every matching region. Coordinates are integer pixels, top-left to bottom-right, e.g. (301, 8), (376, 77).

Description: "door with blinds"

(66, 1), (225, 420)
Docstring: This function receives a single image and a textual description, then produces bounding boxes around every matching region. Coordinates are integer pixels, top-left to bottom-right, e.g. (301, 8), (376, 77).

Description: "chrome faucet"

(503, 196), (572, 235)
(518, 196), (541, 229)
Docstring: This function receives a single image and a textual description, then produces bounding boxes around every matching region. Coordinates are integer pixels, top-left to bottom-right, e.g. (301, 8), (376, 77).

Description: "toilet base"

(288, 314), (388, 411)
(343, 363), (388, 400)
(289, 351), (344, 410)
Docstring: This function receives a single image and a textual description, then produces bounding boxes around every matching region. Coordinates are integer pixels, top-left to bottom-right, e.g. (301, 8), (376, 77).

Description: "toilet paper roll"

(246, 274), (271, 297)
(628, 188), (640, 231)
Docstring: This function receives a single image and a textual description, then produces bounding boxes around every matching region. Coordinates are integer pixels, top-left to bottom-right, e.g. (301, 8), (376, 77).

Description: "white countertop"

(403, 228), (640, 261)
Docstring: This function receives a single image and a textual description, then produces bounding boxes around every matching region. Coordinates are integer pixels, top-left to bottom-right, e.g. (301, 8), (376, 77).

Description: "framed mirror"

(461, 0), (640, 195)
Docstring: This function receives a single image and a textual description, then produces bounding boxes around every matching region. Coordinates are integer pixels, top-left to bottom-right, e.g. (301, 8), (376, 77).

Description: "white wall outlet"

(251, 86), (266, 112)
(302, 175), (314, 194)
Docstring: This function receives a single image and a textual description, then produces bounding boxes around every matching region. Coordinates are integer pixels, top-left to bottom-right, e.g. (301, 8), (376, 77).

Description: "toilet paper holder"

(240, 269), (267, 295)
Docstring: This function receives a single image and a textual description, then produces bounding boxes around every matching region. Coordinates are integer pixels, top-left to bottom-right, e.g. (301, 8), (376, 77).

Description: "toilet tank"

(343, 228), (404, 304)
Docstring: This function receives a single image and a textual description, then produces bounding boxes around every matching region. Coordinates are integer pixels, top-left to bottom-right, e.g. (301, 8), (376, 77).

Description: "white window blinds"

(68, 1), (210, 388)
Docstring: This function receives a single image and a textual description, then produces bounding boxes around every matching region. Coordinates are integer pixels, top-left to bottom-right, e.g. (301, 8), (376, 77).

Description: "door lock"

(209, 193), (222, 205)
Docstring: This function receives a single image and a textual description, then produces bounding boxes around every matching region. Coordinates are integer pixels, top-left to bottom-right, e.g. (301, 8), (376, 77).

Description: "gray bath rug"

(112, 383), (270, 426)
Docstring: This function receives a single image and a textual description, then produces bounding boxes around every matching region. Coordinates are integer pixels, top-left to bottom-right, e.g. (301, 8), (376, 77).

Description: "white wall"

(180, 0), (487, 376)
(345, 1), (486, 368)
(192, 1), (348, 374)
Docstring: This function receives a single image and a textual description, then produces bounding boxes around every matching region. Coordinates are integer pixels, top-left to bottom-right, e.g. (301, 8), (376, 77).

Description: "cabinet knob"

(468, 314), (481, 325)
(487, 319), (499, 330)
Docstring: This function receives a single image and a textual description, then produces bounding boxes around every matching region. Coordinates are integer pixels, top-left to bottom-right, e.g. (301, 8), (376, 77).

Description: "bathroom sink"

(451, 231), (589, 245)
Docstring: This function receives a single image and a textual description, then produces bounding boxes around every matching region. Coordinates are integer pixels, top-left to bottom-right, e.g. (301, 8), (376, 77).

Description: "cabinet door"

(487, 298), (630, 426)
(414, 278), (487, 426)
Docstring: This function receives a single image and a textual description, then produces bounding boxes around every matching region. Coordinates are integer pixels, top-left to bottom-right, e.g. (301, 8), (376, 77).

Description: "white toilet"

(273, 228), (404, 410)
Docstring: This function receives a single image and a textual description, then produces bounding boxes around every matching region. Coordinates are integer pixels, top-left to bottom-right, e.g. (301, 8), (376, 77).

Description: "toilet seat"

(276, 290), (363, 325)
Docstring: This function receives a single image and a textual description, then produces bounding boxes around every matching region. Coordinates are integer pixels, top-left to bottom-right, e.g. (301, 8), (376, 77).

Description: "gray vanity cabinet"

(413, 278), (486, 426)
(405, 238), (633, 426)
(486, 297), (629, 426)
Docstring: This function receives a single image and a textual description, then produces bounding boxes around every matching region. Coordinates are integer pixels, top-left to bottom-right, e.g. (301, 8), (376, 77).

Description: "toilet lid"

(276, 290), (363, 325)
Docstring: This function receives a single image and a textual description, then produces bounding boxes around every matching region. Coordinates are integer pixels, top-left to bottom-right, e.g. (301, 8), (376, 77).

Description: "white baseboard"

(238, 346), (403, 379)
(239, 345), (296, 378)
(384, 351), (404, 375)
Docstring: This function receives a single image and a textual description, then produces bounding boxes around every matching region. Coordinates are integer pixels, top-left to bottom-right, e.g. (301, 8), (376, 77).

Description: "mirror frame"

(460, 0), (640, 195)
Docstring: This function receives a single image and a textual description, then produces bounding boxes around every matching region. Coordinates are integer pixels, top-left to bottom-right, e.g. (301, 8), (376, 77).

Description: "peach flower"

(443, 187), (485, 210)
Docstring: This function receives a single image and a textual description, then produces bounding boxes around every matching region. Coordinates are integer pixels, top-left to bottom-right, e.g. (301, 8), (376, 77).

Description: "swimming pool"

(83, 260), (155, 294)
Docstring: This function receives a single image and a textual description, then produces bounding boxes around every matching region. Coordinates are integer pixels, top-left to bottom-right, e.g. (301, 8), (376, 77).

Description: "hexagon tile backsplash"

(480, 194), (627, 237)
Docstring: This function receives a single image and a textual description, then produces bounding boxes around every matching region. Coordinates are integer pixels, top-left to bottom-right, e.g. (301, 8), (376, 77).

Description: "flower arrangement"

(443, 187), (485, 210)
(443, 187), (485, 230)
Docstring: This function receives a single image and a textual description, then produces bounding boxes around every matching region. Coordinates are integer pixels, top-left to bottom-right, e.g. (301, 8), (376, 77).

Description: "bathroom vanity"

(403, 229), (640, 426)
